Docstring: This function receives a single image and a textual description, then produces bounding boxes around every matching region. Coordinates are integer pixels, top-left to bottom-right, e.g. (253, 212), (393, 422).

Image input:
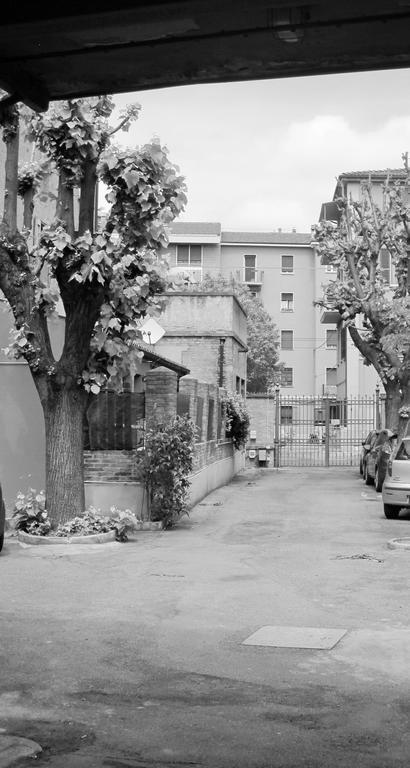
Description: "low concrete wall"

(188, 444), (245, 507)
(84, 480), (148, 518)
(85, 444), (244, 517)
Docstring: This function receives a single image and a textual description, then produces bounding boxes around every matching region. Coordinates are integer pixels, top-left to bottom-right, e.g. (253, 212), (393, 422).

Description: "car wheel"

(0, 533), (3, 553)
(384, 504), (400, 519)
(375, 466), (383, 492)
(364, 464), (374, 485)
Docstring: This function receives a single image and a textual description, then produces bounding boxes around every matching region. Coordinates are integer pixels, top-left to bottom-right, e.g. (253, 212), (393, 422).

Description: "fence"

(84, 390), (145, 450)
(246, 391), (383, 468)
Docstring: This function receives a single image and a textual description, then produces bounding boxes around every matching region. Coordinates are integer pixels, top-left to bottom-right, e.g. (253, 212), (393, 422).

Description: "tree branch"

(2, 114), (19, 234)
(56, 171), (75, 237)
(78, 160), (97, 235)
(348, 325), (385, 380)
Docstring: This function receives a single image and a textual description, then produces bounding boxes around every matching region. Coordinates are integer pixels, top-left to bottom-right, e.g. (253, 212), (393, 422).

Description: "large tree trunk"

(384, 383), (402, 433)
(42, 384), (89, 527)
(384, 381), (410, 439)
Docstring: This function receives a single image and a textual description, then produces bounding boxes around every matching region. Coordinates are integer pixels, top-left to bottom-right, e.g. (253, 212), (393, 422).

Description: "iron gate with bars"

(274, 393), (383, 467)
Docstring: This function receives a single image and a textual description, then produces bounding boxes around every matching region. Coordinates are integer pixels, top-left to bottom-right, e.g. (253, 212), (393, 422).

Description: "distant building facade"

(165, 222), (337, 396)
(318, 169), (404, 398)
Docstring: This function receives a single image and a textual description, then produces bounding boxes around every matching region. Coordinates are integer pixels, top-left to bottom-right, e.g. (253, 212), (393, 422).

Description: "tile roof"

(221, 231), (311, 245)
(167, 222), (221, 235)
(338, 169), (406, 179)
(135, 340), (189, 377)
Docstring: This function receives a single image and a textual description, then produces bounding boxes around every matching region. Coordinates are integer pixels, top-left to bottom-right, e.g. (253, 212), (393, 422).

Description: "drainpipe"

(218, 338), (226, 388)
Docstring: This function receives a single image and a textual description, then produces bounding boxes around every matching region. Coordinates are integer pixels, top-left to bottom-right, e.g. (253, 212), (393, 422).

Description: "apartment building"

(165, 222), (337, 396)
(318, 170), (403, 397)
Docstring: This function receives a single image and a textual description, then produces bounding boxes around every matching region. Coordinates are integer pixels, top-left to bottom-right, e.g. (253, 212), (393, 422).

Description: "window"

(244, 254), (256, 282)
(314, 407), (325, 425)
(326, 329), (337, 348)
(280, 405), (293, 425)
(281, 330), (294, 350)
(379, 247), (397, 285)
(326, 367), (337, 386)
(281, 254), (293, 273)
(176, 244), (202, 266)
(281, 292), (294, 312)
(281, 367), (293, 387)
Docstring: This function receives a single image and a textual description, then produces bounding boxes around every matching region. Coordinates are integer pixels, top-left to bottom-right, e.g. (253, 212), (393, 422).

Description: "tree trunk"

(384, 384), (402, 433)
(42, 384), (89, 527)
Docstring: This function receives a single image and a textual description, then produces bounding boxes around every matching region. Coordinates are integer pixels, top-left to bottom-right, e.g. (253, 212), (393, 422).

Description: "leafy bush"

(106, 507), (140, 541)
(13, 492), (139, 541)
(138, 414), (196, 528)
(12, 489), (52, 536)
(223, 392), (250, 449)
(55, 507), (112, 537)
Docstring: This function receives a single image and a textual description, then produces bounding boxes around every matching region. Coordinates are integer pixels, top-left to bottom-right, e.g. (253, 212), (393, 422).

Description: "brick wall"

(84, 450), (143, 482)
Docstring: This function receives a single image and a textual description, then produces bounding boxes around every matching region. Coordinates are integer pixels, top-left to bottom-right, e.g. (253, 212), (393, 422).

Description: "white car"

(382, 437), (410, 519)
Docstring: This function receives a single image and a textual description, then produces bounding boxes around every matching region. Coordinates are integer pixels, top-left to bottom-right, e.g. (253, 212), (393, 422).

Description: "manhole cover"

(242, 625), (347, 649)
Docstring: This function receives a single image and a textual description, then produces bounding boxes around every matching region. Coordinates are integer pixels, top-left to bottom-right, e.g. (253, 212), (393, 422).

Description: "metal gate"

(274, 392), (382, 467)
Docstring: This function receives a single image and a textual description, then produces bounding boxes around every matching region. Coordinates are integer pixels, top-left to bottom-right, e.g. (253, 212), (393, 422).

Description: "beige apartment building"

(319, 169), (403, 398)
(165, 222), (337, 396)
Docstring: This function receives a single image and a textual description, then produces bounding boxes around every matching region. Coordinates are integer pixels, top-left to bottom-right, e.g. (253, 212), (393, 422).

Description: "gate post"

(375, 384), (381, 430)
(324, 395), (330, 467)
(274, 383), (280, 469)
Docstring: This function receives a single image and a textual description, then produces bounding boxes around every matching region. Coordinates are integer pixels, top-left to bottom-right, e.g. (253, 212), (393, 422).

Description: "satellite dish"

(139, 317), (165, 345)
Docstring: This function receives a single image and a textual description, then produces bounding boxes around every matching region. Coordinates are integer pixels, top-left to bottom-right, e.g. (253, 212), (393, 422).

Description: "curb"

(17, 529), (117, 546)
(0, 734), (42, 765)
(387, 537), (410, 550)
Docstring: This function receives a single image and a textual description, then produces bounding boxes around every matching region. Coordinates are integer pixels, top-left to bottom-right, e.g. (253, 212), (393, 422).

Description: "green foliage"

(179, 274), (280, 392)
(12, 491), (139, 540)
(1, 96), (188, 394)
(12, 489), (51, 535)
(138, 415), (196, 528)
(223, 391), (250, 449)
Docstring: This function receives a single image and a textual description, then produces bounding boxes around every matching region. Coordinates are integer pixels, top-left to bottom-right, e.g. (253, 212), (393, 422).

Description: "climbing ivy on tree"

(0, 95), (187, 525)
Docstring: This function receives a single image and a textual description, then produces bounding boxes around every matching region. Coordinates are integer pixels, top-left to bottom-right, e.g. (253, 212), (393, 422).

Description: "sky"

(104, 67), (410, 234)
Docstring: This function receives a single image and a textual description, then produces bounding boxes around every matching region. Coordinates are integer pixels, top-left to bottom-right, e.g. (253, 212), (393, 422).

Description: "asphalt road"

(2, 467), (410, 767)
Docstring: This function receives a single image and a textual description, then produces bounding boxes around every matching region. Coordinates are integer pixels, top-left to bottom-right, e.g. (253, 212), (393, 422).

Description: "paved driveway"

(2, 467), (410, 767)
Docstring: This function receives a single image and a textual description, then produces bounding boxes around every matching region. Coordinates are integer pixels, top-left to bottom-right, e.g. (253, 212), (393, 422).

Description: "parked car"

(363, 429), (397, 491)
(382, 437), (410, 518)
(359, 429), (379, 477)
(0, 482), (5, 553)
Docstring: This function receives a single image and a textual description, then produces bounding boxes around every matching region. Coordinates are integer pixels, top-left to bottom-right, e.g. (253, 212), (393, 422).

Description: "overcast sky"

(108, 67), (410, 234)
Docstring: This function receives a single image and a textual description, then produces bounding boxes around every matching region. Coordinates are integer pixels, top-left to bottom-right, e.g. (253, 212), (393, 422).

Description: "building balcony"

(235, 269), (264, 288)
(320, 309), (339, 324)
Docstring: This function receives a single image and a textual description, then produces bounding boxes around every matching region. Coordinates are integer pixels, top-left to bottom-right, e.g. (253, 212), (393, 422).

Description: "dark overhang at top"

(1, 1), (410, 112)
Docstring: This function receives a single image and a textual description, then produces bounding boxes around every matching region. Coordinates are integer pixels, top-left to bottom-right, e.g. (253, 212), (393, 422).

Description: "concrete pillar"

(145, 367), (178, 427)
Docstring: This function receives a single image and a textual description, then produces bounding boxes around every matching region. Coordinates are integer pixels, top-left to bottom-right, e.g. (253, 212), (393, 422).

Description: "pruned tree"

(312, 164), (410, 436)
(0, 95), (187, 525)
(181, 273), (280, 392)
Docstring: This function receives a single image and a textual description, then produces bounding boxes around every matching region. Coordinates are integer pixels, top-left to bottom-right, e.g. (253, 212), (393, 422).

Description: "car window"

(395, 440), (410, 460)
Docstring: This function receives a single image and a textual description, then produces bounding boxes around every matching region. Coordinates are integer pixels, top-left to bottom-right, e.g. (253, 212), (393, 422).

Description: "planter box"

(17, 530), (117, 546)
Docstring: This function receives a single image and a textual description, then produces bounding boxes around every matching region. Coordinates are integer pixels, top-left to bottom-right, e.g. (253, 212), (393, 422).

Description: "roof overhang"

(2, 2), (410, 112)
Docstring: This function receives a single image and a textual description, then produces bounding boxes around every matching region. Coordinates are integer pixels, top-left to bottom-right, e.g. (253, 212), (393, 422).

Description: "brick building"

(156, 291), (247, 394)
(165, 222), (337, 396)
